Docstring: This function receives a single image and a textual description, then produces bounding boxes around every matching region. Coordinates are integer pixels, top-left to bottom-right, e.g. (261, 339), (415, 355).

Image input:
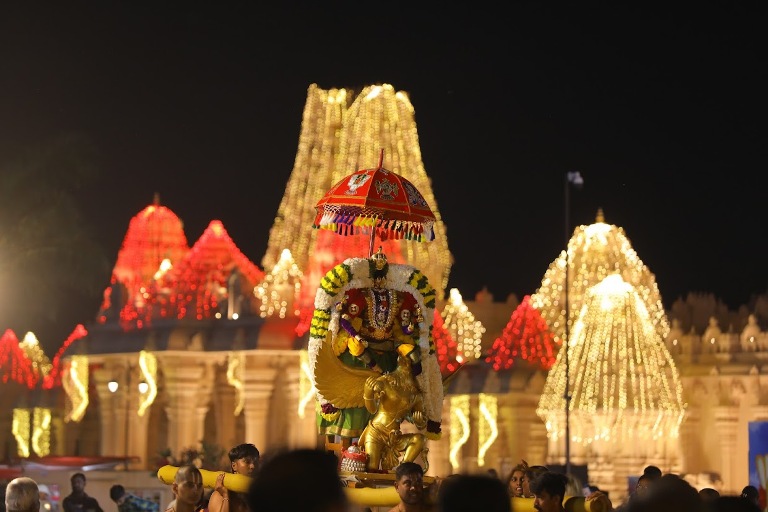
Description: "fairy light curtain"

(169, 220), (264, 321)
(97, 196), (190, 329)
(536, 274), (685, 449)
(486, 295), (557, 371)
(530, 209), (669, 344)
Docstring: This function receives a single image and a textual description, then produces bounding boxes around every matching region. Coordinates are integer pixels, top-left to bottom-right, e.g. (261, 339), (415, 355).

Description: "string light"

(298, 350), (315, 418)
(43, 324), (87, 390)
(254, 249), (303, 318)
(530, 210), (670, 345)
(259, 84), (453, 336)
(441, 289), (485, 361)
(20, 332), (52, 380)
(63, 355), (89, 422)
(31, 407), (52, 457)
(449, 395), (470, 472)
(477, 394), (498, 466)
(12, 408), (31, 458)
(138, 350), (157, 416)
(226, 351), (245, 416)
(432, 310), (460, 375)
(486, 295), (558, 371)
(0, 329), (36, 388)
(96, 197), (189, 329)
(536, 274), (684, 448)
(170, 220), (265, 321)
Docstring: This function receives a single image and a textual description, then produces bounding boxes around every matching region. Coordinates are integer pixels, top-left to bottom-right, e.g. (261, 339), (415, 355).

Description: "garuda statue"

(308, 249), (444, 472)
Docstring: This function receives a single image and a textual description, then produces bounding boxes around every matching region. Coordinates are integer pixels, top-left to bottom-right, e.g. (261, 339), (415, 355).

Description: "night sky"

(1, 4), (766, 352)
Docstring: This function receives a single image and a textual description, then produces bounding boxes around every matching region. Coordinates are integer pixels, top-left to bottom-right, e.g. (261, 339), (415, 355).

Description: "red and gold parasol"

(313, 150), (436, 256)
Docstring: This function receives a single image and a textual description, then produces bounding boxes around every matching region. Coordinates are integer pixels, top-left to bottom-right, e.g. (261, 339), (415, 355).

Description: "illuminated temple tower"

(261, 84), (453, 318)
(534, 210), (685, 501)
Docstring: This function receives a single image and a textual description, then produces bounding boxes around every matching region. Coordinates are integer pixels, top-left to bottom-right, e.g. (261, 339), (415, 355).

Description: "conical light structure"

(536, 274), (684, 448)
(530, 209), (669, 343)
(261, 84), (453, 327)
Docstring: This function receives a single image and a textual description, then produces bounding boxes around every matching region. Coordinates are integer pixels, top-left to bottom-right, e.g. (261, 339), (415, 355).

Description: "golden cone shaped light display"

(530, 209), (669, 344)
(536, 274), (685, 448)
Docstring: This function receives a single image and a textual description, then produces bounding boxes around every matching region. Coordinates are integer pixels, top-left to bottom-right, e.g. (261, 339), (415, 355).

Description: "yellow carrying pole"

(156, 466), (608, 511)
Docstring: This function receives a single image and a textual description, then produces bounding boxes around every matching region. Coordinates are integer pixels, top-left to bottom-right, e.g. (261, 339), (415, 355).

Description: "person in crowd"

(207, 443), (260, 512)
(5, 477), (39, 512)
(625, 473), (701, 512)
(166, 465), (204, 512)
(522, 465), (549, 498)
(505, 460), (528, 498)
(110, 485), (160, 512)
(436, 474), (510, 512)
(387, 462), (430, 512)
(529, 472), (567, 512)
(642, 466), (662, 479)
(709, 495), (760, 512)
(63, 473), (104, 512)
(741, 485), (759, 508)
(246, 448), (348, 512)
(700, 487), (721, 504)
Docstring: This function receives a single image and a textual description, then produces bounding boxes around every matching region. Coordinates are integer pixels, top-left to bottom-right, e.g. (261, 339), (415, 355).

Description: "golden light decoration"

(536, 274), (685, 448)
(261, 83), (454, 331)
(530, 209), (669, 344)
(254, 248), (303, 318)
(226, 351), (245, 416)
(12, 408), (31, 457)
(31, 407), (51, 457)
(138, 350), (157, 416)
(449, 395), (471, 472)
(63, 355), (89, 422)
(298, 350), (315, 418)
(477, 393), (498, 467)
(19, 332), (52, 379)
(441, 288), (485, 361)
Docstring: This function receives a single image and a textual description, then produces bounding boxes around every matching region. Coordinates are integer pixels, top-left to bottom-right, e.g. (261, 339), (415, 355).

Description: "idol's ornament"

(309, 152), (443, 473)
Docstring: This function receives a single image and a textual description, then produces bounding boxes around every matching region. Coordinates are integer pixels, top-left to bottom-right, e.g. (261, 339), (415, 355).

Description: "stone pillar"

(163, 362), (208, 456)
(713, 405), (739, 494)
(242, 354), (277, 452)
(679, 410), (700, 472)
(214, 364), (238, 451)
(284, 364), (315, 449)
(92, 368), (119, 457)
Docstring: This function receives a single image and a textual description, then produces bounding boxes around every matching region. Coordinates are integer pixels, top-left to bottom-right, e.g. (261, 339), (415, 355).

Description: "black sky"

(1, 3), (766, 350)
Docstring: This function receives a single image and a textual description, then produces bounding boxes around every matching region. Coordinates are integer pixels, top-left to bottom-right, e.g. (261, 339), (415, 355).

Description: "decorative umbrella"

(313, 150), (436, 256)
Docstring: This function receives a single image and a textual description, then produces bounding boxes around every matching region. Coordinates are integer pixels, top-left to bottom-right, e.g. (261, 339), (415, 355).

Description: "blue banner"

(748, 421), (768, 511)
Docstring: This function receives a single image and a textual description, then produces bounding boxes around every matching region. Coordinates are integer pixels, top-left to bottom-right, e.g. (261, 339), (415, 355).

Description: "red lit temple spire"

(486, 295), (558, 371)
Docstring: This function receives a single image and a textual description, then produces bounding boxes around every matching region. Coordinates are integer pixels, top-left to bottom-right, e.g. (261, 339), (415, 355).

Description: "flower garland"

(309, 257), (443, 437)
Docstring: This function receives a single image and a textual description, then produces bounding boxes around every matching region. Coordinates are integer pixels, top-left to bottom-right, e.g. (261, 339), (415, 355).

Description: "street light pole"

(564, 171), (583, 478)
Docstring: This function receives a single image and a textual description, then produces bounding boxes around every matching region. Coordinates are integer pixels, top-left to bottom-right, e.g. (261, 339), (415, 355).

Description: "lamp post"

(564, 171), (583, 477)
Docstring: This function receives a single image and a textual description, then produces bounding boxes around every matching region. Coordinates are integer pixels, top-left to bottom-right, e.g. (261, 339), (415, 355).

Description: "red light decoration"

(0, 329), (37, 389)
(97, 196), (190, 329)
(168, 220), (265, 320)
(432, 310), (460, 376)
(43, 324), (88, 390)
(485, 295), (558, 371)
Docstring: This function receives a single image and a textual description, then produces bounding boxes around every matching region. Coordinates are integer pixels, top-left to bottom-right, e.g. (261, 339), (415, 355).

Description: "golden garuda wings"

(313, 331), (378, 408)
